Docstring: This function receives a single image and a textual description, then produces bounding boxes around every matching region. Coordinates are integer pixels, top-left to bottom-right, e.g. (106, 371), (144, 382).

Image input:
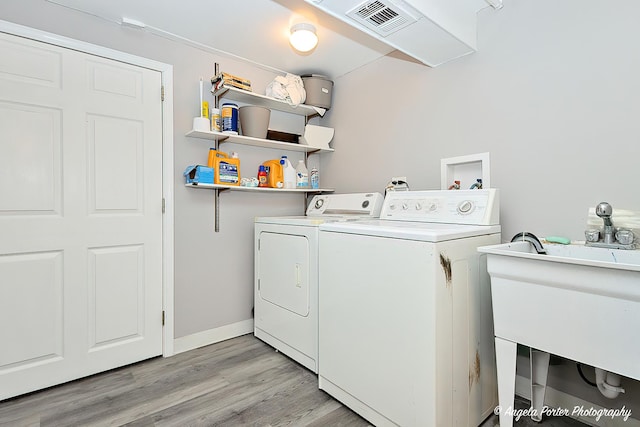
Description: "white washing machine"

(318, 189), (501, 427)
(254, 192), (384, 373)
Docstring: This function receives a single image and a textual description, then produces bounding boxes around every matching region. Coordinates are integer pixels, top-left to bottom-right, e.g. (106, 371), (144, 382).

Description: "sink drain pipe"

(595, 368), (625, 399)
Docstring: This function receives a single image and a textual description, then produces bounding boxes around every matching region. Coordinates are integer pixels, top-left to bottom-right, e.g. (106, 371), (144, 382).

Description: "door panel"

(0, 103), (62, 213)
(0, 31), (163, 400)
(0, 36), (61, 88)
(0, 251), (63, 369)
(88, 115), (143, 212)
(89, 245), (145, 348)
(88, 59), (142, 100)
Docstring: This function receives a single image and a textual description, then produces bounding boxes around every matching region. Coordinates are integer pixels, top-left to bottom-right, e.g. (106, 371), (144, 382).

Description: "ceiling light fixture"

(289, 23), (318, 53)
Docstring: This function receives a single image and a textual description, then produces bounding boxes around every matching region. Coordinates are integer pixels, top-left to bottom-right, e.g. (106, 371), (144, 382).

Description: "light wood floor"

(0, 334), (587, 427)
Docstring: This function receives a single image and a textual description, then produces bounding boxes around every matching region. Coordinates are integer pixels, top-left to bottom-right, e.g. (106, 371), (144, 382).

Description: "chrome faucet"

(586, 202), (635, 249)
(595, 202), (615, 244)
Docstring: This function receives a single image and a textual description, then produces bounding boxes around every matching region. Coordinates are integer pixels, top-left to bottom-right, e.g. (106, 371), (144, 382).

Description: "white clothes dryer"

(254, 192), (384, 373)
(318, 189), (501, 427)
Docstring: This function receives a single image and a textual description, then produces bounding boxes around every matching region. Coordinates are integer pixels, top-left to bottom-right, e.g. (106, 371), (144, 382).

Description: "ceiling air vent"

(347, 0), (417, 36)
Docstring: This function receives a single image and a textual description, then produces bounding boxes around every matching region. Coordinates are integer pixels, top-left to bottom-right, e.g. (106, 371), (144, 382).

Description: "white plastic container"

(296, 160), (309, 188)
(210, 107), (221, 132)
(301, 75), (333, 109)
(221, 103), (239, 134)
(281, 156), (296, 189)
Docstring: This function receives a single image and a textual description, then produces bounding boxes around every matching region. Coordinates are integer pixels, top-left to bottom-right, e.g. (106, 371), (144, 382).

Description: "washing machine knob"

(362, 200), (370, 208)
(314, 198), (324, 209)
(402, 203), (409, 210)
(415, 202), (422, 210)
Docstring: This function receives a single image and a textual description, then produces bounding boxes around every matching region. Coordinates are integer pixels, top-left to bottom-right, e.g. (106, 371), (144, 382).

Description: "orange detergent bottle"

(207, 149), (240, 186)
(261, 159), (284, 188)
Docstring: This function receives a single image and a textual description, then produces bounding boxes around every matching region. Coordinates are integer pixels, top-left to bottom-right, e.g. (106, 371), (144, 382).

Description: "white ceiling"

(46, 0), (407, 79)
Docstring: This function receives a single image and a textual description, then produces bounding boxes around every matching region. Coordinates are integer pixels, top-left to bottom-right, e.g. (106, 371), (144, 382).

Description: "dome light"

(290, 23), (318, 53)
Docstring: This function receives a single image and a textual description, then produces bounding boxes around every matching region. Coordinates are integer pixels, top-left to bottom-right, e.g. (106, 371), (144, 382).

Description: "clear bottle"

(310, 168), (319, 189)
(296, 160), (309, 188)
(280, 156), (296, 189)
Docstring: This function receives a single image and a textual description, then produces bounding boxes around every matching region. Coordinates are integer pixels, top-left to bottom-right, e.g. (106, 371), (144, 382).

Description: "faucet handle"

(616, 229), (634, 245)
(585, 229), (600, 242)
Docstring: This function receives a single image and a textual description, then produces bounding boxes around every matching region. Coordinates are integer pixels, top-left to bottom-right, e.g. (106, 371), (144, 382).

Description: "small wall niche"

(441, 152), (491, 190)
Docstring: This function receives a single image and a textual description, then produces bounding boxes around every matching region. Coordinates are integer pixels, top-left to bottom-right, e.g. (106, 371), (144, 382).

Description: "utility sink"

(478, 241), (640, 426)
(482, 240), (640, 270)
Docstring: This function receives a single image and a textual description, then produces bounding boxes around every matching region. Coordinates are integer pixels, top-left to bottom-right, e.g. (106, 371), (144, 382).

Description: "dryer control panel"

(307, 193), (384, 217)
(380, 189), (499, 225)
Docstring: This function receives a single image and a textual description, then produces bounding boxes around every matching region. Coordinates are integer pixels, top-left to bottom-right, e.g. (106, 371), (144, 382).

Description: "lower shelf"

(185, 183), (334, 193)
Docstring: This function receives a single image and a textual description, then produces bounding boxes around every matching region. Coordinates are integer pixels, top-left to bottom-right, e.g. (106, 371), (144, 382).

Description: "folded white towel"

(266, 73), (307, 106)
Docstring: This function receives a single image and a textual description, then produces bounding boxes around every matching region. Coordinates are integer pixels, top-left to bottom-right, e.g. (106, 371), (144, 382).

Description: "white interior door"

(0, 31), (163, 400)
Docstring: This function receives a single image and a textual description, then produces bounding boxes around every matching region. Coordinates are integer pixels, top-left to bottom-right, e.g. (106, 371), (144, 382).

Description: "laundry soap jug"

(207, 149), (240, 186)
(296, 160), (309, 188)
(281, 156), (296, 189)
(261, 159), (283, 188)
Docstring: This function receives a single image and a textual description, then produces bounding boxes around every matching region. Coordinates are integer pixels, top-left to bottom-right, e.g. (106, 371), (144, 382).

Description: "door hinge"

(162, 310), (165, 326)
(162, 197), (166, 213)
(161, 85), (165, 101)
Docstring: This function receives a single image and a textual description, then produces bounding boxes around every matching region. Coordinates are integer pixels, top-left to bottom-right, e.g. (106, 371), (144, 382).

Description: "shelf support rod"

(215, 189), (220, 232)
(303, 151), (310, 211)
(214, 62), (220, 232)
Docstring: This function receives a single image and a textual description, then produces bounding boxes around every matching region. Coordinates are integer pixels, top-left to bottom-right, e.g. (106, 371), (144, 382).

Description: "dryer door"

(257, 232), (310, 316)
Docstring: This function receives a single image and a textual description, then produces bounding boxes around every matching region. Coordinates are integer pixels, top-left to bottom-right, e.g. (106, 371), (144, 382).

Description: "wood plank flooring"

(0, 334), (587, 427)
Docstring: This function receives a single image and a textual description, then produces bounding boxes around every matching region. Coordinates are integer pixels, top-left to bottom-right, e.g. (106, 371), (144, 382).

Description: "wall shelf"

(185, 183), (334, 193)
(189, 70), (333, 232)
(212, 85), (326, 118)
(186, 129), (334, 153)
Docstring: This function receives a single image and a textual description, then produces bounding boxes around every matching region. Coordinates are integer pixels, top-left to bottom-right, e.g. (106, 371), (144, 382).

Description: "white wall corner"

(173, 320), (254, 355)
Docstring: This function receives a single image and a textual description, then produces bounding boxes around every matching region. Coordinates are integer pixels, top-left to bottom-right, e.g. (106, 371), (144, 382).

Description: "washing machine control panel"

(381, 189), (499, 225)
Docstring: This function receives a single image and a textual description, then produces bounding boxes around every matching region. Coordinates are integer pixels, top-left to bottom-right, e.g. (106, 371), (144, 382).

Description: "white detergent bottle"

(281, 156), (296, 189)
(296, 160), (309, 188)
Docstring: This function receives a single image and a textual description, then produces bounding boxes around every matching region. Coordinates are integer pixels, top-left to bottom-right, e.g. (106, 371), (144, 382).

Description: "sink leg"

(495, 337), (517, 427)
(530, 349), (550, 422)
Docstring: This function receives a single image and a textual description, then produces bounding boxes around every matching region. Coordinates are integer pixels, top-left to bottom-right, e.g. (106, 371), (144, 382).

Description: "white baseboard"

(172, 319), (254, 355)
(515, 375), (638, 427)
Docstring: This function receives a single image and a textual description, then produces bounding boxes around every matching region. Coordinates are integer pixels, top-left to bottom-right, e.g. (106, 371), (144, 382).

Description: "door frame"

(0, 19), (176, 357)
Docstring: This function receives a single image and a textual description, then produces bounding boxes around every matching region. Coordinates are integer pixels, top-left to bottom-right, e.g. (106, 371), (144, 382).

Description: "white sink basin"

(479, 240), (640, 371)
(481, 240), (640, 271)
(478, 241), (640, 426)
